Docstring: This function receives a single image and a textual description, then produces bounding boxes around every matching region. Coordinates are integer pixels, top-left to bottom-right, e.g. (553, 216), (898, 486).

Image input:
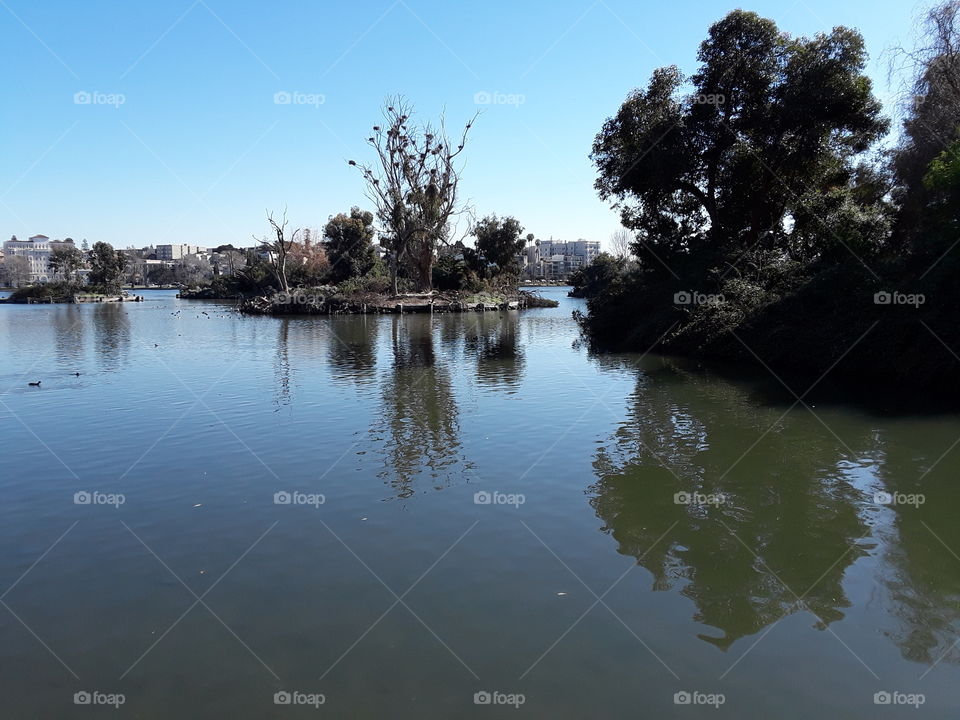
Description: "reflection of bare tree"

(274, 318), (291, 408)
(91, 304), (129, 371)
(326, 315), (378, 385)
(461, 312), (524, 391)
(589, 361), (870, 650)
(373, 315), (468, 499)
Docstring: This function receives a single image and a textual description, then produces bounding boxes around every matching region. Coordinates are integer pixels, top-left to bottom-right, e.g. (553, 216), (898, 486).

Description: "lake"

(1, 287), (958, 717)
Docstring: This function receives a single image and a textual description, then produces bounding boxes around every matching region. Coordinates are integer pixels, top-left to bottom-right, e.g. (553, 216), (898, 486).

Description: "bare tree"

(221, 249), (245, 276)
(610, 228), (634, 260)
(888, 1), (960, 246)
(49, 245), (85, 284)
(351, 97), (476, 294)
(2, 255), (30, 287)
(255, 210), (299, 294)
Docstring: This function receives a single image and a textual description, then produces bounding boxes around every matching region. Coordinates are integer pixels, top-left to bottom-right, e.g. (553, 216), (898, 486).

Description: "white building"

(2, 235), (78, 283)
(520, 238), (601, 278)
(155, 244), (207, 261)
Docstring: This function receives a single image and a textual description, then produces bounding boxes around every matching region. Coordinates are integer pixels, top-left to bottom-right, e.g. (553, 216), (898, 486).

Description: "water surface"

(1, 287), (959, 717)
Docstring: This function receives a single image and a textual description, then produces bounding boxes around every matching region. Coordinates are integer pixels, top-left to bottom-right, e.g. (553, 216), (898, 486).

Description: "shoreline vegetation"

(575, 5), (960, 396)
(230, 288), (557, 315)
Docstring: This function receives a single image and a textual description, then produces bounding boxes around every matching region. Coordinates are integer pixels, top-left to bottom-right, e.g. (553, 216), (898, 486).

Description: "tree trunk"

(417, 254), (433, 292)
(389, 252), (398, 296)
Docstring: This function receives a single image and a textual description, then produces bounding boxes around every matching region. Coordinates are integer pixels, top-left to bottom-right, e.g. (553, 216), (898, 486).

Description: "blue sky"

(1, 0), (925, 250)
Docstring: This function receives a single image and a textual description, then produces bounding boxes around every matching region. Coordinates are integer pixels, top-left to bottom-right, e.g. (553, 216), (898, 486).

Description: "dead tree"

(351, 97), (476, 294)
(255, 210), (299, 294)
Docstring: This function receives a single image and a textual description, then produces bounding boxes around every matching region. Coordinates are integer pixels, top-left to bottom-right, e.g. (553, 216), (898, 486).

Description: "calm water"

(1, 287), (959, 717)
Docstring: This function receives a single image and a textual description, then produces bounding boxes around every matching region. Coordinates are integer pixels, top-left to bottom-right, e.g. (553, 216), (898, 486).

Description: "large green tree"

(591, 10), (887, 271)
(470, 214), (525, 278)
(87, 241), (126, 291)
(324, 207), (377, 283)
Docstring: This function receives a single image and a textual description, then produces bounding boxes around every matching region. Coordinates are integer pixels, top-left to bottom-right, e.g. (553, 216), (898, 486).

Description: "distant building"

(2, 235), (78, 283)
(519, 238), (600, 279)
(155, 244), (207, 261)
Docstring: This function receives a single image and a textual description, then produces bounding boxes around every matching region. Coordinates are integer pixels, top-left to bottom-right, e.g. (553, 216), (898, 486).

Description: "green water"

(0, 287), (957, 717)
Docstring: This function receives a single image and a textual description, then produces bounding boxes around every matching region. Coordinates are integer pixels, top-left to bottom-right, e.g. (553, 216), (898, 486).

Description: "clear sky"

(1, 0), (927, 251)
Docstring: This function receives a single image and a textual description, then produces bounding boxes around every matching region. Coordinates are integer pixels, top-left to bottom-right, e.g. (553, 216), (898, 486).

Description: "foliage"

(336, 273), (401, 295)
(287, 241), (330, 287)
(591, 9), (887, 273)
(569, 253), (625, 298)
(8, 281), (79, 301)
(433, 253), (481, 291)
(890, 1), (960, 253)
(324, 207), (377, 283)
(87, 241), (126, 291)
(48, 245), (85, 283)
(580, 9), (960, 392)
(923, 140), (960, 228)
(470, 214), (525, 278)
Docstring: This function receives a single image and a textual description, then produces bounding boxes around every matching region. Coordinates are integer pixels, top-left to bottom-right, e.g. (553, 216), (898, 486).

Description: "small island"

(179, 100), (561, 315)
(2, 240), (142, 304)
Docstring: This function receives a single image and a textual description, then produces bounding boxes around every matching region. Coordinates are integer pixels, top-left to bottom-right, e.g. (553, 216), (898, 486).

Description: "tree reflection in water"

(326, 315), (379, 386)
(588, 357), (872, 651)
(91, 304), (130, 371)
(373, 315), (470, 499)
(460, 311), (525, 391)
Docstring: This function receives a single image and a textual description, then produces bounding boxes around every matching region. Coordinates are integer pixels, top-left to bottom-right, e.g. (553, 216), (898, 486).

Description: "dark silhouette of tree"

(591, 10), (887, 267)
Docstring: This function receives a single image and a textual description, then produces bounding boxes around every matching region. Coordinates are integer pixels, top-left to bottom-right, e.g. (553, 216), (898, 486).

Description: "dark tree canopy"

(87, 241), (126, 290)
(591, 10), (887, 269)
